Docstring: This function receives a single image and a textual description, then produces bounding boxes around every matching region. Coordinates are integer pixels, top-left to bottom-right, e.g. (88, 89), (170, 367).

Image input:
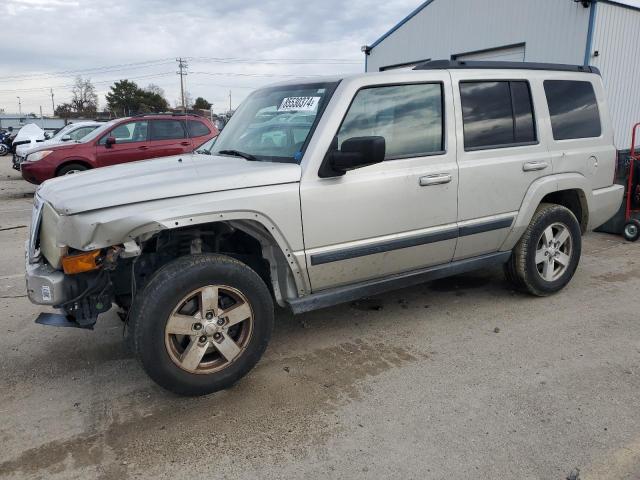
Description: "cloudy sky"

(0, 0), (418, 114)
(1, 0), (639, 115)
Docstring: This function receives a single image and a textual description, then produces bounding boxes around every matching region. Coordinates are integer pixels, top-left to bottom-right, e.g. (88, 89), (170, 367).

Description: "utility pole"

(176, 57), (188, 113)
(16, 96), (22, 117)
(50, 89), (55, 115)
(229, 90), (232, 112)
(39, 106), (43, 126)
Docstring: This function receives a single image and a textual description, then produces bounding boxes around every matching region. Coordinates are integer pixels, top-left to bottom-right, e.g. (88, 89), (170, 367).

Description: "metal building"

(363, 0), (640, 150)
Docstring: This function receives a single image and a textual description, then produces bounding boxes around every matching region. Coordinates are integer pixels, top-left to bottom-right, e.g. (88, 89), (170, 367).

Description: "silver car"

(25, 61), (623, 396)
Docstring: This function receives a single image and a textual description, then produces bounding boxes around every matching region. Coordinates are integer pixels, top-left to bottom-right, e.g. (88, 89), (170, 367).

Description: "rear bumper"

(589, 184), (625, 230)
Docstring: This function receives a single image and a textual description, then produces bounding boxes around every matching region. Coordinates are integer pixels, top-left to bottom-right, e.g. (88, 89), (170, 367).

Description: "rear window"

(150, 120), (186, 141)
(544, 80), (601, 140)
(460, 80), (536, 150)
(186, 120), (211, 137)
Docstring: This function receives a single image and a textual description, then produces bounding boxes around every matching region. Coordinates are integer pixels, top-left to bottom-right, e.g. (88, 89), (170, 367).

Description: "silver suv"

(26, 61), (623, 396)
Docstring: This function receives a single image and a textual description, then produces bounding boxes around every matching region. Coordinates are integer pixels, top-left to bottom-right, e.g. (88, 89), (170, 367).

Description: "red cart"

(624, 123), (640, 241)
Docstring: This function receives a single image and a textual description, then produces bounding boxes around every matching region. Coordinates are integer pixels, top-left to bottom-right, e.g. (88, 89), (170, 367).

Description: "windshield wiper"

(217, 149), (258, 161)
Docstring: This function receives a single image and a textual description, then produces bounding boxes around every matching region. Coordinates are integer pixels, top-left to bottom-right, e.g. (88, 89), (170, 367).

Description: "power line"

(0, 58), (176, 82)
(0, 56), (360, 83)
(0, 72), (175, 94)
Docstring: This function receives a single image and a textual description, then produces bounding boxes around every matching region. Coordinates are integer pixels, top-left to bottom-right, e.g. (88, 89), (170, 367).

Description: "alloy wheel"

(535, 222), (573, 282)
(164, 285), (254, 374)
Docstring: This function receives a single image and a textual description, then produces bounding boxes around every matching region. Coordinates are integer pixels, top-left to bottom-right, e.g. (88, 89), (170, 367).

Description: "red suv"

(20, 114), (218, 184)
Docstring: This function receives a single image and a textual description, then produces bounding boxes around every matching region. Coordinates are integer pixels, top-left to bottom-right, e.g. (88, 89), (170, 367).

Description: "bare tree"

(70, 76), (98, 115)
(145, 83), (166, 97)
(174, 91), (193, 109)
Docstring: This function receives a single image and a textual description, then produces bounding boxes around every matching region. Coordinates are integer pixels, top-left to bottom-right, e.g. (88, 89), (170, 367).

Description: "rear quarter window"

(186, 120), (211, 137)
(544, 80), (601, 140)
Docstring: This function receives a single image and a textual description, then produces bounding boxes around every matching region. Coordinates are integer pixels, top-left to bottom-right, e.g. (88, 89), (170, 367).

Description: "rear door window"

(150, 120), (186, 141)
(544, 80), (601, 140)
(460, 80), (537, 150)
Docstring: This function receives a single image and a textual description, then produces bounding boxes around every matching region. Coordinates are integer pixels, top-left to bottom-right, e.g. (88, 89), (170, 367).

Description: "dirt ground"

(1, 159), (639, 479)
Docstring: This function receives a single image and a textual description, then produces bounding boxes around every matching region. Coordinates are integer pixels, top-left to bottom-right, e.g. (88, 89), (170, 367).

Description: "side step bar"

(287, 251), (511, 314)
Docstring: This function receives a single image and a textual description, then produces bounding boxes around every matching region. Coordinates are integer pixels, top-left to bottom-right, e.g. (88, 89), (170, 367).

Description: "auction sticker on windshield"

(278, 96), (321, 112)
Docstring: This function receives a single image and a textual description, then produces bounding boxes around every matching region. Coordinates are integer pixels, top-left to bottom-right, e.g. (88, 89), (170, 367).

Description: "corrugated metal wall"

(591, 2), (640, 150)
(366, 0), (590, 72)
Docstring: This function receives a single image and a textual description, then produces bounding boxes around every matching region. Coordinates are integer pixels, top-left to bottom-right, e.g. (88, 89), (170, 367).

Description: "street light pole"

(17, 96), (22, 117)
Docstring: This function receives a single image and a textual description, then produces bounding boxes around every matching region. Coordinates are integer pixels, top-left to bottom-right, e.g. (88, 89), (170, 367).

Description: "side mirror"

(105, 136), (116, 148)
(329, 136), (385, 175)
(61, 134), (71, 141)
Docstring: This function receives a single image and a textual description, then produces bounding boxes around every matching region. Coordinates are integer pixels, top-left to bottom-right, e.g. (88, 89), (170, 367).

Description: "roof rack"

(412, 60), (600, 75)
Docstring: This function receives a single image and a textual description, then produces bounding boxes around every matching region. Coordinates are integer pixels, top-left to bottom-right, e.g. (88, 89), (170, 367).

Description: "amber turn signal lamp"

(61, 250), (101, 275)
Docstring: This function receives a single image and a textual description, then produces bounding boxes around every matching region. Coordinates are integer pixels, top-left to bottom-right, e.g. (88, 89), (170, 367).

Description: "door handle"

(522, 161), (548, 172)
(138, 146), (149, 150)
(419, 173), (452, 186)
(181, 141), (191, 146)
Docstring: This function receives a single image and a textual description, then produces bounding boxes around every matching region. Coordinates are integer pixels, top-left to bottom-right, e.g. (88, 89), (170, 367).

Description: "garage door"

(453, 44), (525, 62)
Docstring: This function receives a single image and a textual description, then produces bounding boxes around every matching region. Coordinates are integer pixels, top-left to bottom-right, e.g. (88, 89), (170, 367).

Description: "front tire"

(57, 163), (88, 176)
(505, 203), (582, 296)
(130, 254), (274, 396)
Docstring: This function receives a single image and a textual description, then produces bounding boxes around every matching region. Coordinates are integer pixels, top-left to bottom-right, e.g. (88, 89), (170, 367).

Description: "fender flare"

(124, 210), (310, 305)
(500, 173), (591, 251)
(55, 157), (93, 175)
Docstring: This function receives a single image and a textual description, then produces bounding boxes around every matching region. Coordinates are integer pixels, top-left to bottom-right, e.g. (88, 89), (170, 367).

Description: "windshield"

(80, 119), (120, 143)
(51, 124), (75, 140)
(213, 82), (339, 163)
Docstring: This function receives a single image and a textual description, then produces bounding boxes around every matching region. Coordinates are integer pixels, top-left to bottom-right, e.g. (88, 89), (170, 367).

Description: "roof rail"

(412, 60), (601, 75)
(130, 112), (204, 118)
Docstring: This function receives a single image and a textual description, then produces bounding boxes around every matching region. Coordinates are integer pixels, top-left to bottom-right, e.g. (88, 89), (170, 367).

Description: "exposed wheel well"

(55, 160), (92, 176)
(111, 221), (298, 311)
(540, 189), (588, 233)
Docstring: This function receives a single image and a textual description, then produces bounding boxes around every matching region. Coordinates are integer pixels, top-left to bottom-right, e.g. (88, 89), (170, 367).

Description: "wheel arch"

(500, 173), (592, 251)
(55, 158), (92, 176)
(124, 214), (309, 308)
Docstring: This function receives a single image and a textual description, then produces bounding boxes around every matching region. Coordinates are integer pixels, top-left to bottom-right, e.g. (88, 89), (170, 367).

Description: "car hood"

(16, 138), (66, 156)
(37, 153), (302, 215)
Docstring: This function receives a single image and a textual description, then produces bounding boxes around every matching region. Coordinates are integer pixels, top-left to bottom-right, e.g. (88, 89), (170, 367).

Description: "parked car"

(20, 113), (218, 184)
(13, 121), (102, 170)
(26, 61), (623, 396)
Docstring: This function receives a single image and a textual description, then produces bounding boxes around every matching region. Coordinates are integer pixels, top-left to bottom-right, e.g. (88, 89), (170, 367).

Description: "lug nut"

(216, 318), (225, 326)
(193, 323), (202, 331)
(199, 335), (208, 343)
(205, 311), (214, 320)
(213, 332), (222, 340)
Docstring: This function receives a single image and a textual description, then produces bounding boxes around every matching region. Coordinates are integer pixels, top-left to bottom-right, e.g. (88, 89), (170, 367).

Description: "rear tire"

(623, 220), (640, 242)
(505, 203), (581, 296)
(57, 163), (88, 176)
(0, 144), (8, 156)
(129, 254), (274, 396)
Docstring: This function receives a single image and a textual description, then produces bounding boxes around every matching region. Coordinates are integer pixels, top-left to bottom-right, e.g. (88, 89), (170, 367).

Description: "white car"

(13, 121), (102, 166)
(26, 61), (623, 396)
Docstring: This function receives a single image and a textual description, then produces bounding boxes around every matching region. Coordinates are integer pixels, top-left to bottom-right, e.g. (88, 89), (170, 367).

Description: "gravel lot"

(1, 159), (639, 480)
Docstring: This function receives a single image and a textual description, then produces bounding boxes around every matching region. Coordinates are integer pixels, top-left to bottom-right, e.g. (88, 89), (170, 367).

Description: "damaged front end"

(25, 195), (137, 329)
(28, 246), (125, 329)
